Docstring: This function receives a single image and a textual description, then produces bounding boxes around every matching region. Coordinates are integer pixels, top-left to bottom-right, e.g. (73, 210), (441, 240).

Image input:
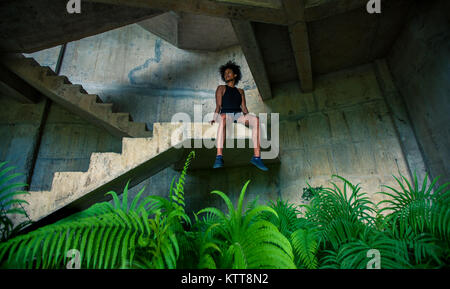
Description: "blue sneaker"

(250, 156), (268, 171)
(213, 155), (224, 168)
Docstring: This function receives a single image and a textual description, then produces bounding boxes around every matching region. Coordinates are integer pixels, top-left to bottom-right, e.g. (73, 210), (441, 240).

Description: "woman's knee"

(250, 115), (259, 127)
(219, 114), (227, 123)
(220, 114), (233, 128)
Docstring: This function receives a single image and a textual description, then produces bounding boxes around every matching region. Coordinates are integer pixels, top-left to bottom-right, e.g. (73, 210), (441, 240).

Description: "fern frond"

(0, 161), (32, 242)
(263, 199), (301, 238)
(198, 181), (296, 269)
(290, 228), (319, 269)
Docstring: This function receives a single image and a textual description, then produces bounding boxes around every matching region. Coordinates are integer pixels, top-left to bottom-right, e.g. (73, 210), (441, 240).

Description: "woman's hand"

(210, 112), (219, 125)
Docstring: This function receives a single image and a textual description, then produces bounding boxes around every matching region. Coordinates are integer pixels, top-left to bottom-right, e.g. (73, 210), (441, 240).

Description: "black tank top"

(220, 85), (242, 113)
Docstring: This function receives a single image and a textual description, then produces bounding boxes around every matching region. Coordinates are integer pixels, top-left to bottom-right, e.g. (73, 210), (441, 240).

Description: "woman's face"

(224, 68), (236, 82)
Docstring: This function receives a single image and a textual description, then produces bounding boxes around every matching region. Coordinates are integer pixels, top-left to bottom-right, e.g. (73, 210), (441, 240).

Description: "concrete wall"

(28, 103), (122, 192)
(2, 22), (420, 217)
(0, 95), (46, 187)
(387, 0), (450, 185)
(1, 46), (123, 193)
(57, 23), (257, 131)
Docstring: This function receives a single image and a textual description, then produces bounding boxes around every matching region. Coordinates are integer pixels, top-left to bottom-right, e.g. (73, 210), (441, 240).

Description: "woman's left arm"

(239, 89), (249, 115)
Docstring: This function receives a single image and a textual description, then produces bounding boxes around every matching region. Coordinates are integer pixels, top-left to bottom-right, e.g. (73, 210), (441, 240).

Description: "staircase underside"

(0, 0), (163, 53)
(1, 54), (152, 138)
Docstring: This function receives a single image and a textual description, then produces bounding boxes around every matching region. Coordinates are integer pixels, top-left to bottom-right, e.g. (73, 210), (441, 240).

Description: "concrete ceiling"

(0, 0), (415, 97)
(138, 11), (239, 51)
(0, 0), (163, 53)
(308, 0), (413, 75)
(253, 0), (413, 83)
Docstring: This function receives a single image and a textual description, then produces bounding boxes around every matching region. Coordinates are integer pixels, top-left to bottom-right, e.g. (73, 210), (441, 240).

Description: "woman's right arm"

(211, 85), (223, 124)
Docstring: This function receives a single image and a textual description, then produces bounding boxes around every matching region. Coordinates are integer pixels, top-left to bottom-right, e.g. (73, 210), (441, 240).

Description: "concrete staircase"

(10, 121), (278, 232)
(0, 53), (152, 138)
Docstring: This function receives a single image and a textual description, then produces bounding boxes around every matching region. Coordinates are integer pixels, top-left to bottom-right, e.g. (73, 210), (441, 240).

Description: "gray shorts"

(221, 112), (244, 123)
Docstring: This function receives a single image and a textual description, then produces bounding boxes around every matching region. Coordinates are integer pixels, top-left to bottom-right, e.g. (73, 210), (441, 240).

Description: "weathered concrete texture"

(387, 0), (450, 184)
(120, 64), (411, 216)
(1, 54), (152, 138)
(231, 19), (273, 99)
(29, 103), (122, 192)
(373, 59), (429, 185)
(265, 64), (411, 207)
(138, 12), (180, 48)
(18, 22), (417, 222)
(24, 45), (62, 72)
(177, 12), (239, 51)
(139, 11), (239, 51)
(58, 24), (257, 130)
(12, 122), (262, 228)
(0, 64), (41, 103)
(0, 0), (162, 53)
(253, 22), (297, 84)
(308, 0), (412, 75)
(0, 95), (46, 187)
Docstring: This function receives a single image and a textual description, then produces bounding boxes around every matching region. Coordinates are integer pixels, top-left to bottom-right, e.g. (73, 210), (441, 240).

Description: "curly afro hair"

(219, 60), (242, 86)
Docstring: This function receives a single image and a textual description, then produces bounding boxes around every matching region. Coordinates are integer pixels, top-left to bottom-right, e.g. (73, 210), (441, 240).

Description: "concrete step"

(9, 122), (279, 232)
(87, 152), (124, 176)
(56, 84), (85, 103)
(21, 57), (40, 68)
(40, 66), (57, 76)
(127, 122), (152, 138)
(77, 93), (97, 110)
(0, 54), (153, 138)
(91, 102), (113, 118)
(46, 75), (71, 87)
(51, 171), (86, 202)
(65, 83), (87, 94)
(122, 137), (156, 161)
(109, 112), (131, 130)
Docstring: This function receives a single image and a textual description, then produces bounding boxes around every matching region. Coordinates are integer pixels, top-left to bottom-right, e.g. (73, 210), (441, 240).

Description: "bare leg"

(216, 113), (232, 156)
(236, 113), (261, 157)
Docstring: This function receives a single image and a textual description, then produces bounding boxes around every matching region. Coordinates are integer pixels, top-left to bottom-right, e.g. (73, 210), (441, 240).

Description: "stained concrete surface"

(2, 17), (440, 219)
(29, 103), (122, 192)
(0, 0), (162, 53)
(387, 0), (450, 186)
(0, 95), (46, 187)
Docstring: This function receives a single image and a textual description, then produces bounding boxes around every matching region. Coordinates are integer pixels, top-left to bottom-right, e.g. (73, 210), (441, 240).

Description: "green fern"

(0, 161), (33, 242)
(169, 151), (195, 212)
(301, 176), (377, 250)
(377, 173), (449, 267)
(197, 180), (296, 269)
(0, 172), (196, 270)
(263, 199), (301, 239)
(130, 209), (181, 269)
(147, 150), (195, 226)
(130, 150), (197, 269)
(0, 180), (163, 268)
(320, 227), (411, 269)
(290, 227), (319, 269)
(378, 173), (449, 241)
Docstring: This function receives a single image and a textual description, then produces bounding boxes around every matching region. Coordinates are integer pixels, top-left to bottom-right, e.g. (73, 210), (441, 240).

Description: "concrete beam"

(0, 64), (40, 103)
(373, 59), (431, 186)
(305, 0), (371, 22)
(214, 0), (282, 9)
(86, 0), (288, 25)
(87, 0), (374, 24)
(0, 0), (164, 53)
(138, 11), (180, 47)
(283, 0), (314, 92)
(230, 20), (272, 100)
